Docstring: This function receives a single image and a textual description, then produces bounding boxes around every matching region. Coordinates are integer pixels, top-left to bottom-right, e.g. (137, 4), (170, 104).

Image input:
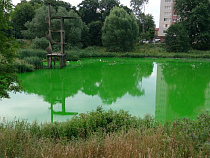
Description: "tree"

(99, 0), (120, 21)
(22, 6), (83, 48)
(78, 0), (101, 24)
(102, 7), (139, 52)
(22, 5), (49, 39)
(0, 0), (20, 98)
(43, 0), (72, 11)
(165, 23), (190, 52)
(175, 0), (210, 50)
(130, 0), (148, 19)
(138, 14), (155, 41)
(11, 2), (36, 39)
(88, 20), (103, 46)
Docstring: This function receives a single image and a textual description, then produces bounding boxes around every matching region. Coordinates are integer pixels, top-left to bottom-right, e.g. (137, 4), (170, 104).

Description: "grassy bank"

(66, 44), (210, 60)
(0, 108), (209, 157)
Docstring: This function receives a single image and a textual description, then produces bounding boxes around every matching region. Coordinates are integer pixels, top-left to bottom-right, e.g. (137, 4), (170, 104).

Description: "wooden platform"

(47, 53), (67, 68)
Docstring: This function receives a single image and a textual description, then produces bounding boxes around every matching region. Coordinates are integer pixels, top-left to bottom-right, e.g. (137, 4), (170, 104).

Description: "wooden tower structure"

(46, 3), (76, 68)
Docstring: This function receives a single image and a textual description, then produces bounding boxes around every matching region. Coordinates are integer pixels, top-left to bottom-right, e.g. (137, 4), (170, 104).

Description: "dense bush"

(32, 37), (49, 50)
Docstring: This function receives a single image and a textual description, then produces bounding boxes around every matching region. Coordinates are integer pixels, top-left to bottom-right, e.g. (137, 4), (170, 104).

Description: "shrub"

(66, 52), (79, 61)
(32, 37), (49, 50)
(24, 56), (43, 69)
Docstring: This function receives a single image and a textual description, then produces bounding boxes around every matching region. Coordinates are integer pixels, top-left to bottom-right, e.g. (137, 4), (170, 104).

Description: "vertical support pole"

(48, 3), (52, 68)
(60, 18), (65, 54)
(47, 56), (49, 68)
(59, 57), (62, 68)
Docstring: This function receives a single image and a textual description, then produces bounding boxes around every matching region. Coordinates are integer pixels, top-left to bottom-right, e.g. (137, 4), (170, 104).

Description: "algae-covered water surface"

(0, 58), (210, 123)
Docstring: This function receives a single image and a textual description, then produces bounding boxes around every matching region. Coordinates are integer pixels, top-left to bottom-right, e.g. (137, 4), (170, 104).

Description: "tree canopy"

(0, 0), (20, 98)
(175, 0), (210, 50)
(130, 0), (148, 19)
(102, 6), (139, 52)
(165, 23), (190, 52)
(78, 0), (101, 24)
(22, 5), (83, 49)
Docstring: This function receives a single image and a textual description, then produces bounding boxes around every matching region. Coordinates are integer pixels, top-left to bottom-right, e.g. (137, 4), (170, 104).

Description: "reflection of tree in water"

(161, 61), (210, 117)
(19, 58), (154, 105)
(99, 62), (153, 104)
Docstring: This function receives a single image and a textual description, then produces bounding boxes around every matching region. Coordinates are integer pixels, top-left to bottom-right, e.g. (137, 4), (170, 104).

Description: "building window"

(163, 30), (167, 33)
(165, 0), (172, 2)
(164, 24), (169, 28)
(173, 19), (177, 22)
(164, 18), (170, 21)
(164, 12), (171, 15)
(165, 6), (172, 9)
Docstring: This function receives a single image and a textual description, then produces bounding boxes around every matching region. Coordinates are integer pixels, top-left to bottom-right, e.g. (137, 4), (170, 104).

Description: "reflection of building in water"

(155, 64), (168, 122)
(155, 63), (210, 122)
(205, 82), (210, 112)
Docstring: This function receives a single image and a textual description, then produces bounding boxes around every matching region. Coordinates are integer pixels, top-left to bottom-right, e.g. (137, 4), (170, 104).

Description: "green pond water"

(0, 58), (210, 123)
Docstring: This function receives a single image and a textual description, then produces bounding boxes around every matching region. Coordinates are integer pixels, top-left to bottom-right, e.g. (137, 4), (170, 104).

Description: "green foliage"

(165, 23), (190, 52)
(78, 0), (101, 24)
(0, 0), (20, 98)
(66, 44), (210, 59)
(18, 49), (46, 59)
(88, 20), (103, 46)
(130, 0), (148, 19)
(80, 23), (90, 48)
(102, 7), (139, 52)
(138, 14), (155, 41)
(22, 5), (49, 39)
(14, 59), (35, 73)
(11, 2), (36, 39)
(99, 0), (120, 21)
(0, 109), (209, 157)
(23, 5), (83, 48)
(16, 39), (32, 49)
(24, 56), (43, 69)
(32, 37), (48, 50)
(175, 0), (210, 50)
(16, 49), (45, 71)
(65, 9), (83, 49)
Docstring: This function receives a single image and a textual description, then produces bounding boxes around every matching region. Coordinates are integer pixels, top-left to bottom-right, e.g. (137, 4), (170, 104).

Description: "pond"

(0, 58), (210, 123)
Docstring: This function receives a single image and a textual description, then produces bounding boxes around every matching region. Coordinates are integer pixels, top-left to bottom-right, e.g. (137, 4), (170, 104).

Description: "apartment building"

(158, 0), (177, 41)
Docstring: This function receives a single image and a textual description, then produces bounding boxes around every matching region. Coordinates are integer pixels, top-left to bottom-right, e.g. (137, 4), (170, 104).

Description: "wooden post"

(60, 18), (65, 54)
(47, 56), (49, 68)
(48, 3), (52, 68)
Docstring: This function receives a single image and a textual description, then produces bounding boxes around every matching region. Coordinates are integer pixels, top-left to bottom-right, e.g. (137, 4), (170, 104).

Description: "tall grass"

(23, 56), (43, 69)
(15, 49), (46, 72)
(0, 108), (209, 157)
(18, 49), (46, 59)
(14, 59), (35, 73)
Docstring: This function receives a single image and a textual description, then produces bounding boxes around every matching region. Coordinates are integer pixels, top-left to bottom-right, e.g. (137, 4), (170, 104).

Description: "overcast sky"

(12, 0), (160, 27)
